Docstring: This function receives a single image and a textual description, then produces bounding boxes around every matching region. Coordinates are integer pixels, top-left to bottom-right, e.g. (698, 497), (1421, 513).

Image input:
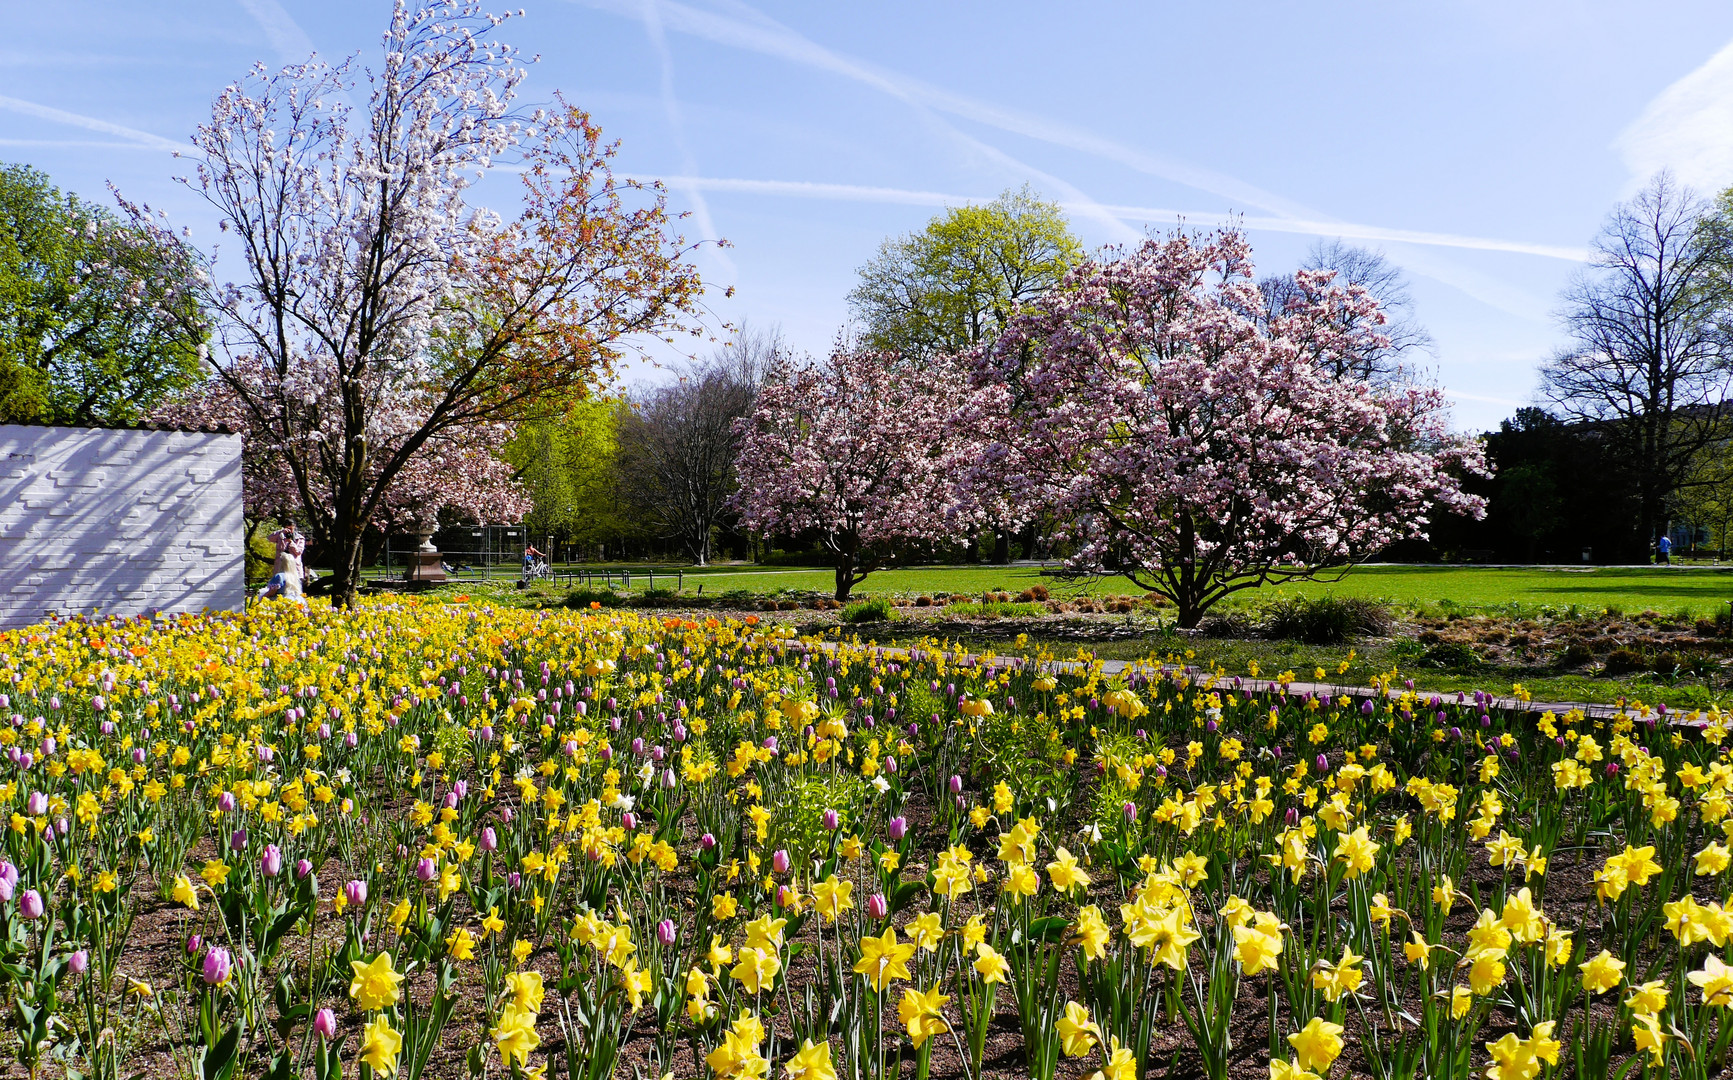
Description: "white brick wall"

(0, 425), (245, 629)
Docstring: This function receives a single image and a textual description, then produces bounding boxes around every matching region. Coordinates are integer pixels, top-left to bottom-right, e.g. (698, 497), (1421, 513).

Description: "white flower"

(871, 776), (890, 794)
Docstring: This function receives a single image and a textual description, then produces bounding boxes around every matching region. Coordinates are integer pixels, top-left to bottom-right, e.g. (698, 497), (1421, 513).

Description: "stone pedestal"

(403, 524), (448, 585)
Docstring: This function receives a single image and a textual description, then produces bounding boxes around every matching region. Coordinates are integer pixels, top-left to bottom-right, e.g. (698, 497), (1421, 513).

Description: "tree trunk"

(834, 557), (854, 604)
(993, 529), (1011, 565)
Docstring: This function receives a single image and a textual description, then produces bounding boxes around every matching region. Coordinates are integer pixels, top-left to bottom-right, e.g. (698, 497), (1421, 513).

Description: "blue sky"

(8, 1), (1733, 431)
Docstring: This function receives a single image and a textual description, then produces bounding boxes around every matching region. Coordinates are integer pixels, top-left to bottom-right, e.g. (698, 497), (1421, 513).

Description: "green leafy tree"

(848, 185), (1082, 359)
(0, 163), (205, 425)
(506, 399), (645, 558)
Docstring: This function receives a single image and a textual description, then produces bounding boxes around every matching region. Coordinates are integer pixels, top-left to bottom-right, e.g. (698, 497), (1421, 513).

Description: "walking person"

(1656, 533), (1672, 566)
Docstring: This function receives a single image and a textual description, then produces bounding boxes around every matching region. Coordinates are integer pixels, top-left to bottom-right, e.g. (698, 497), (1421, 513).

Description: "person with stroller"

(260, 522), (309, 610)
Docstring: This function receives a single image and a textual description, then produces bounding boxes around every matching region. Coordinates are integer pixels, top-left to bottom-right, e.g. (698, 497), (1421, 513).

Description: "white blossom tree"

(130, 1), (707, 604)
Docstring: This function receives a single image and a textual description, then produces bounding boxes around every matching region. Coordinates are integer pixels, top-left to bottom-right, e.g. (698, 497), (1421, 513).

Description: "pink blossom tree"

(154, 378), (530, 562)
(734, 349), (980, 601)
(969, 228), (1487, 629)
(126, 1), (706, 606)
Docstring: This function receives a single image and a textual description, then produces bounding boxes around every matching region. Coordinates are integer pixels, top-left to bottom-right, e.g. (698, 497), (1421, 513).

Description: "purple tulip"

(415, 858), (437, 882)
(68, 949), (89, 975)
(345, 880), (368, 907)
(202, 946), (233, 986)
(480, 827), (498, 852)
(230, 829), (248, 851)
(1123, 801), (1138, 823)
(948, 775), (963, 795)
(866, 893), (889, 919)
(19, 889), (43, 919)
(889, 817), (908, 841)
(1316, 754), (1329, 773)
(657, 919), (677, 946)
(217, 791), (236, 813)
(500, 807), (514, 824)
(25, 791), (46, 817)
(622, 812), (637, 832)
(772, 850), (791, 875)
(314, 1008), (338, 1039)
(700, 832), (717, 851)
(261, 844), (283, 878)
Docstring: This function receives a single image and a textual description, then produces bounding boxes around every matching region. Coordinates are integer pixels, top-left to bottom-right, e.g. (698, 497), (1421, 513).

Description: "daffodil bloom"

(1580, 950), (1626, 995)
(171, 874), (200, 910)
(491, 1005), (540, 1069)
(1286, 1017), (1344, 1073)
(350, 952), (405, 1012)
(1689, 953), (1733, 1008)
(853, 927), (915, 993)
(784, 1038), (838, 1080)
(1047, 847), (1092, 894)
(1333, 826), (1378, 878)
(1055, 1001), (1100, 1057)
(897, 985), (950, 1049)
(360, 1016), (403, 1076)
(973, 943), (1010, 984)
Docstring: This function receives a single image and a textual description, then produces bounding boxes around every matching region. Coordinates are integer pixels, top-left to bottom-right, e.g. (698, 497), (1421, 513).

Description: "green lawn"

(669, 562), (1733, 617)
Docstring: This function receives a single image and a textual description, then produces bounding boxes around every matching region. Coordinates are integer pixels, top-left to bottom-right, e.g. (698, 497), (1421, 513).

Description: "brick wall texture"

(0, 425), (246, 629)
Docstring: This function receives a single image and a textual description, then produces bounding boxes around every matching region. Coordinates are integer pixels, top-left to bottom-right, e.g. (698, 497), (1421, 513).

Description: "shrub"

(1420, 641), (1482, 670)
(1603, 648), (1645, 675)
(563, 587), (624, 608)
(841, 597), (896, 623)
(1261, 596), (1393, 644)
(1557, 641), (1594, 668)
(914, 595), (933, 607)
(1199, 609), (1257, 638)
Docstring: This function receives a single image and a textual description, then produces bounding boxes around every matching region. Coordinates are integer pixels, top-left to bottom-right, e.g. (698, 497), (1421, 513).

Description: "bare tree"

(616, 325), (784, 564)
(1541, 171), (1733, 559)
(1259, 239), (1433, 384)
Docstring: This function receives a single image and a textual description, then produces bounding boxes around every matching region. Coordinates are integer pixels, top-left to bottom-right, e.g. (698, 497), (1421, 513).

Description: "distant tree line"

(1421, 174), (1733, 564)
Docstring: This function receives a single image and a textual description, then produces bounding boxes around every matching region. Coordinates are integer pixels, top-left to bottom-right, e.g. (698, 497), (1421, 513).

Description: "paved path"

(810, 639), (1684, 723)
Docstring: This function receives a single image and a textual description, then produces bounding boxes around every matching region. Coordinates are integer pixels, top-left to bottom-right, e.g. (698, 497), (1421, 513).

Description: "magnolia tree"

(734, 349), (979, 601)
(969, 228), (1487, 628)
(155, 379), (529, 555)
(130, 1), (706, 605)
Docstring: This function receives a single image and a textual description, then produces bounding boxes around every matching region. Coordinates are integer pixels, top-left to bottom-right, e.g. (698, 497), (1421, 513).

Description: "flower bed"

(0, 597), (1724, 1079)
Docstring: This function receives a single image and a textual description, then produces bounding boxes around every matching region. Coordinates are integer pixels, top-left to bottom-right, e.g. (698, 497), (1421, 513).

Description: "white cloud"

(1618, 38), (1733, 192)
(0, 95), (183, 152)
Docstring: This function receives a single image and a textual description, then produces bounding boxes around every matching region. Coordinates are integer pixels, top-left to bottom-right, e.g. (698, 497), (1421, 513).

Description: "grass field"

(577, 561), (1733, 617)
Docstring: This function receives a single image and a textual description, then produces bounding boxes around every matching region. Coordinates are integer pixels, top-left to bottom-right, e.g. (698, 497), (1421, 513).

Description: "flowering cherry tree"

(129, 1), (706, 605)
(154, 378), (529, 550)
(734, 349), (979, 601)
(970, 228), (1487, 628)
